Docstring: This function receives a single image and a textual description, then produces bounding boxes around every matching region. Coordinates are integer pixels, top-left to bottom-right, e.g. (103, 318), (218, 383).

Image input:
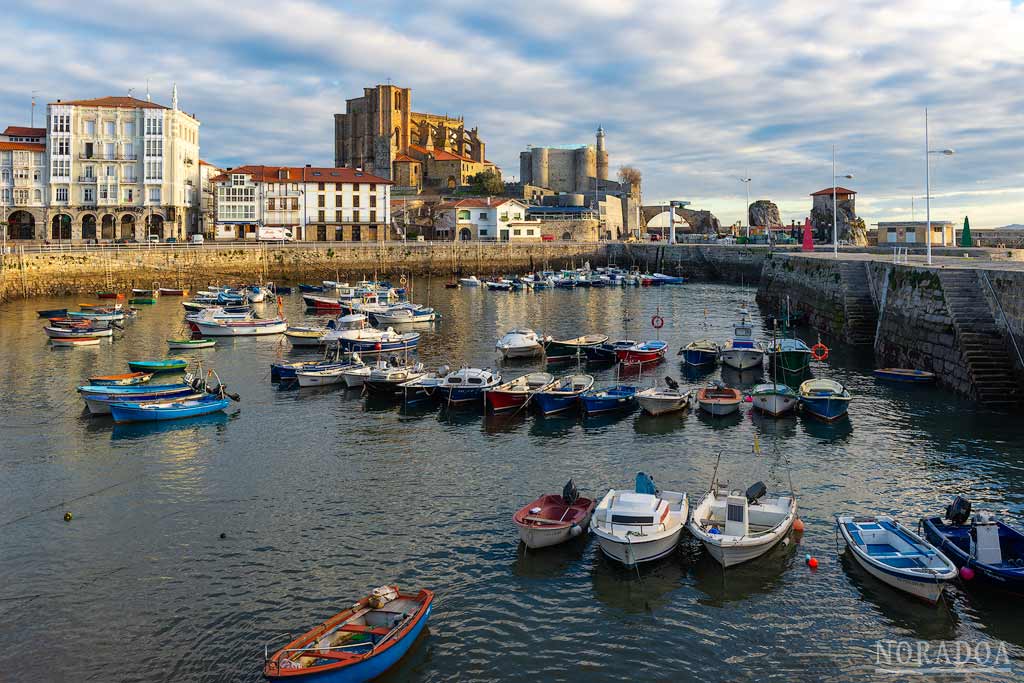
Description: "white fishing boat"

(750, 382), (799, 416)
(364, 360), (427, 396)
(591, 472), (688, 566)
(720, 318), (763, 370)
(190, 316), (287, 336)
(295, 359), (366, 388)
(687, 482), (797, 567)
(340, 360), (391, 388)
(837, 515), (957, 603)
(44, 325), (113, 338)
(372, 304), (438, 325)
(51, 336), (102, 347)
(637, 377), (691, 416)
(495, 329), (543, 359)
(284, 326), (327, 347)
(458, 275), (481, 287)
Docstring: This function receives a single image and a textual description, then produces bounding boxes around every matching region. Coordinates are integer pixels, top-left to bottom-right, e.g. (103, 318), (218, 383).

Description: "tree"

(617, 166), (642, 195)
(469, 170), (504, 195)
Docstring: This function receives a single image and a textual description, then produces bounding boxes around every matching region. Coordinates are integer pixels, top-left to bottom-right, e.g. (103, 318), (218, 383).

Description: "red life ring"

(811, 343), (829, 361)
(651, 315), (664, 329)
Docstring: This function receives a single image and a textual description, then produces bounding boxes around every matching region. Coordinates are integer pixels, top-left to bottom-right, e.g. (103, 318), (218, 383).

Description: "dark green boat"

(543, 334), (608, 362)
(764, 338), (812, 373)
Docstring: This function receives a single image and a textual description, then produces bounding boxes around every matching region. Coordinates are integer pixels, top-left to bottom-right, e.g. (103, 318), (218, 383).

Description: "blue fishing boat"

(109, 393), (231, 423)
(580, 385), (637, 415)
(584, 339), (637, 364)
(923, 496), (1024, 594)
(84, 389), (203, 415)
(37, 308), (68, 318)
(873, 368), (936, 383)
(263, 586), (433, 682)
(434, 368), (501, 406)
(650, 273), (686, 285)
(77, 381), (193, 396)
(298, 283), (325, 293)
(128, 359), (188, 373)
(798, 378), (851, 420)
(681, 339), (719, 366)
(533, 374), (594, 416)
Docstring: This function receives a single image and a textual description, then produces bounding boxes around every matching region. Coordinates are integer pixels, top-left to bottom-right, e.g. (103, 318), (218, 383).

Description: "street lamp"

(831, 145), (853, 258)
(738, 176), (751, 240)
(924, 107), (955, 266)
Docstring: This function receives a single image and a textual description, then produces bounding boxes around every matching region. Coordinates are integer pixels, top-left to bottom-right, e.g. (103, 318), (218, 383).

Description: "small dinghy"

(44, 325), (113, 338)
(296, 360), (368, 388)
(799, 378), (851, 420)
(688, 482), (797, 567)
(719, 318), (763, 370)
(837, 514), (957, 603)
(750, 382), (798, 417)
(764, 337), (812, 373)
(580, 385), (638, 415)
(513, 480), (596, 550)
(398, 367), (449, 405)
(458, 275), (481, 287)
(167, 339), (216, 350)
(592, 472), (688, 566)
(543, 334), (609, 363)
(157, 287), (187, 296)
(637, 377), (691, 416)
(532, 374), (594, 416)
(51, 336), (101, 347)
(339, 360), (391, 389)
(128, 359), (188, 373)
(696, 383), (743, 416)
(363, 360), (427, 397)
(680, 339), (719, 366)
(495, 329), (543, 359)
(109, 392), (233, 423)
(616, 340), (668, 366)
(873, 368), (936, 383)
(584, 339), (637, 364)
(922, 496), (1024, 594)
(88, 371), (153, 386)
(263, 586), (433, 681)
(37, 308), (68, 318)
(485, 372), (554, 413)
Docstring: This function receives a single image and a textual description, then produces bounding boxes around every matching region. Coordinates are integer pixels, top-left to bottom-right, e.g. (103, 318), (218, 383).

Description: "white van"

(189, 234), (205, 245)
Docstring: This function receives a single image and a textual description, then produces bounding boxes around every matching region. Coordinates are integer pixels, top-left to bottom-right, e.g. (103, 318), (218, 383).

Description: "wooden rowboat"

(127, 359), (188, 373)
(167, 339), (216, 349)
(873, 368), (936, 383)
(88, 372), (154, 386)
(696, 384), (743, 416)
(263, 586), (433, 681)
(51, 337), (101, 347)
(513, 481), (595, 549)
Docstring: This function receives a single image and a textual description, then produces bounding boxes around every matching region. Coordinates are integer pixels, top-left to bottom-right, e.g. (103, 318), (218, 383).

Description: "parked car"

(147, 235), (160, 244)
(189, 234), (205, 245)
(165, 237), (177, 243)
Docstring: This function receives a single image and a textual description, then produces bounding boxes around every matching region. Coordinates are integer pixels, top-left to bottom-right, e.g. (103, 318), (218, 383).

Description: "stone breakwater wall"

(609, 244), (782, 283)
(0, 242), (608, 301)
(756, 255), (853, 340)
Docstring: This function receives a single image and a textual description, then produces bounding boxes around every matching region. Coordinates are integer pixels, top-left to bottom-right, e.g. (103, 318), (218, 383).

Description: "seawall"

(609, 243), (780, 284)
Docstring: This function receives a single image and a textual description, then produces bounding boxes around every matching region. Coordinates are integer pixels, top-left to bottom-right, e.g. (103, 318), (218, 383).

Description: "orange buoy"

(793, 518), (805, 533)
(808, 557), (819, 569)
(811, 342), (829, 361)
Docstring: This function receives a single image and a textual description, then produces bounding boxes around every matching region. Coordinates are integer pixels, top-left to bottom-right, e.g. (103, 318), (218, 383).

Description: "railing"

(980, 270), (1024, 371)
(78, 175), (97, 183)
(892, 247), (909, 264)
(118, 154), (138, 161)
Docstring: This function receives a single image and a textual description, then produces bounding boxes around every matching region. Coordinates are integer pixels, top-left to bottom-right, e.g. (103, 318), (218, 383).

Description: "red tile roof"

(210, 165), (393, 185)
(811, 186), (856, 196)
(2, 126), (45, 138)
(393, 153), (419, 163)
(0, 141), (45, 152)
(408, 144), (478, 163)
(436, 197), (520, 210)
(198, 159), (217, 167)
(50, 96), (169, 110)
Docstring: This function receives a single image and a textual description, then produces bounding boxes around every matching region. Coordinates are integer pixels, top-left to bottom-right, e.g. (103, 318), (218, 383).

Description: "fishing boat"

(873, 368), (937, 383)
(78, 380), (196, 396)
(543, 334), (609, 363)
(495, 329), (543, 359)
(298, 284), (325, 293)
(592, 472), (688, 566)
(285, 326), (327, 347)
(51, 336), (101, 347)
(37, 308), (68, 318)
(167, 339), (216, 350)
(584, 339), (637, 364)
(580, 385), (638, 415)
(513, 481), (596, 550)
(457, 275), (481, 287)
(485, 372), (554, 413)
(157, 287), (187, 296)
(371, 305), (438, 325)
(435, 368), (501, 406)
(339, 360), (391, 389)
(79, 382), (201, 415)
(922, 496), (1024, 594)
(532, 374), (594, 416)
(764, 337), (813, 374)
(263, 585), (433, 681)
(129, 289), (157, 305)
(109, 393), (232, 423)
(128, 359), (188, 373)
(650, 273), (686, 285)
(44, 325), (113, 338)
(67, 310), (124, 322)
(719, 318), (763, 370)
(616, 340), (667, 366)
(296, 359), (368, 388)
(681, 339), (719, 366)
(191, 316), (288, 337)
(750, 383), (799, 417)
(363, 361), (427, 397)
(324, 327), (420, 355)
(687, 482), (797, 567)
(96, 291), (120, 299)
(697, 383), (743, 416)
(397, 368), (449, 405)
(303, 294), (343, 311)
(87, 372), (153, 386)
(637, 377), (691, 416)
(837, 514), (957, 603)
(799, 378), (851, 420)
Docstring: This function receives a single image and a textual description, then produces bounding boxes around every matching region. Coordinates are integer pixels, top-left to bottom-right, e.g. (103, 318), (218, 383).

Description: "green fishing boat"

(542, 334), (609, 362)
(764, 337), (812, 373)
(127, 359), (188, 373)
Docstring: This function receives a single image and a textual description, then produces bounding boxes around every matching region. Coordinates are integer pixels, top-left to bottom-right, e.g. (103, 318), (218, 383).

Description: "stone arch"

(8, 210), (35, 239)
(561, 232), (572, 241)
(51, 214), (72, 241)
(147, 213), (165, 239)
(119, 214), (136, 240)
(81, 214), (97, 241)
(459, 228), (472, 241)
(101, 213), (116, 240)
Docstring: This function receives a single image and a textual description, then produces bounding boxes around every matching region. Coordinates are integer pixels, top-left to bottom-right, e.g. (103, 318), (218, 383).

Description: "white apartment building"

(434, 197), (540, 241)
(212, 165), (393, 241)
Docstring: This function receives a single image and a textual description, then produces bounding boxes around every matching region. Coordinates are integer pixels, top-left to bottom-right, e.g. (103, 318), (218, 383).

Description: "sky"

(2, 0), (1023, 229)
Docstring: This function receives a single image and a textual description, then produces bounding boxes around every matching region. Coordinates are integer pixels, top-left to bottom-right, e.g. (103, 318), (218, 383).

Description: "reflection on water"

(690, 536), (798, 607)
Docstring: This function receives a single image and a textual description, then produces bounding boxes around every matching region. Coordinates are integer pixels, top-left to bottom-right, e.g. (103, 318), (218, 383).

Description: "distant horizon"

(2, 0), (1022, 229)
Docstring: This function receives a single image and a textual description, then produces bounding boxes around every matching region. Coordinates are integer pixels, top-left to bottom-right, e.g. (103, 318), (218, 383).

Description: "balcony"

(118, 154), (138, 161)
(120, 176), (138, 184)
(78, 175), (98, 183)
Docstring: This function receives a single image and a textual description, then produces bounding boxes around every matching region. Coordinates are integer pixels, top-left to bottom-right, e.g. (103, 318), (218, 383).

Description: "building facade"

(434, 198), (539, 241)
(0, 139), (48, 239)
(874, 221), (955, 247)
(211, 165), (393, 241)
(333, 84), (497, 191)
(198, 160), (224, 237)
(519, 128), (609, 194)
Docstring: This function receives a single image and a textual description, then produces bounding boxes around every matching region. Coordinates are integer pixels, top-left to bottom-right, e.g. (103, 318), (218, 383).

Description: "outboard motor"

(745, 481), (767, 505)
(436, 364), (450, 377)
(945, 495), (972, 526)
(664, 376), (679, 391)
(562, 480), (579, 506)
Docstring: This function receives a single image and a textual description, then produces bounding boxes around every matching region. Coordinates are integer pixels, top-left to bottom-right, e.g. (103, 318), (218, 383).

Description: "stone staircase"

(939, 270), (1019, 407)
(839, 262), (878, 345)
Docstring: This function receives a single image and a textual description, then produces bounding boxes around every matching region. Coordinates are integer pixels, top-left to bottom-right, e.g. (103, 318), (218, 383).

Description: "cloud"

(2, 0), (1022, 228)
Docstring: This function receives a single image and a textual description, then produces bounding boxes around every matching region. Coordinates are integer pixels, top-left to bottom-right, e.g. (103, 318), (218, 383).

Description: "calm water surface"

(1, 283), (1023, 682)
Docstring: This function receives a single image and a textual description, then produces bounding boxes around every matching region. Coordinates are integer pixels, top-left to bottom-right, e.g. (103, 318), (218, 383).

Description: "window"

(145, 161), (162, 181)
(56, 138), (69, 155)
(124, 122), (134, 138)
(336, 194), (342, 206)
(317, 182), (325, 190)
(124, 167), (136, 182)
(99, 185), (109, 200)
(479, 212), (487, 219)
(56, 187), (68, 202)
(106, 165), (116, 177)
(317, 194), (325, 208)
(14, 189), (29, 204)
(123, 142), (133, 158)
(144, 117), (163, 135)
(145, 139), (162, 156)
(83, 187), (95, 203)
(51, 114), (70, 133)
(85, 120), (95, 136)
(291, 198), (299, 210)
(51, 159), (69, 177)
(479, 229), (488, 236)
(318, 210), (325, 222)
(84, 142), (94, 158)
(369, 211), (376, 223)
(370, 195), (377, 208)
(33, 189), (41, 203)
(514, 229), (521, 236)
(148, 187), (161, 202)
(335, 210), (343, 222)
(457, 210), (470, 220)
(123, 188), (134, 202)
(104, 121), (115, 137)
(500, 213), (509, 221)
(84, 165), (94, 179)
(353, 195), (360, 208)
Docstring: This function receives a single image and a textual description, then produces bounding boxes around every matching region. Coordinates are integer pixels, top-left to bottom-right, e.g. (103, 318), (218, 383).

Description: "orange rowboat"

(87, 371), (154, 386)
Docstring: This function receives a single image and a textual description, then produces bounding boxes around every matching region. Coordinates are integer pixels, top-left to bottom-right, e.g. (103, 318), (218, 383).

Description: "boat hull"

(752, 393), (797, 416)
(616, 348), (666, 365)
(800, 396), (850, 420)
(594, 527), (682, 566)
(922, 518), (1024, 594)
(532, 392), (581, 416)
(297, 371), (347, 388)
(517, 521), (587, 549)
(485, 390), (530, 413)
(544, 340), (602, 363)
(498, 344), (542, 359)
(128, 360), (188, 373)
(720, 348), (763, 370)
(52, 337), (100, 347)
(580, 393), (636, 415)
(639, 396), (688, 416)
(85, 389), (197, 415)
(874, 369), (936, 383)
(698, 400), (741, 416)
(683, 349), (717, 366)
(847, 547), (947, 603)
(110, 397), (230, 423)
(193, 320), (288, 336)
(769, 350), (811, 373)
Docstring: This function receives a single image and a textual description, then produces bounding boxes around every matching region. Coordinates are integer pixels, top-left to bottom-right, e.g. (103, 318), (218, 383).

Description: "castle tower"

(596, 126), (609, 181)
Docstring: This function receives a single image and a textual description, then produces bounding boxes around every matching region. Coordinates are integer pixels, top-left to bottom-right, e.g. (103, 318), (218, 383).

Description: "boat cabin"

(701, 485), (792, 538)
(597, 491), (668, 529)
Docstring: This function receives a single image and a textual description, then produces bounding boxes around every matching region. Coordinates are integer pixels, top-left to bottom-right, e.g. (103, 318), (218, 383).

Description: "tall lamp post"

(924, 107), (955, 266)
(738, 176), (751, 240)
(831, 145), (853, 258)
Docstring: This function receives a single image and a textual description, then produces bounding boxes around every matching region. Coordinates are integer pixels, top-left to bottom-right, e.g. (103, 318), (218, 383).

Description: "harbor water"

(1, 282), (1022, 681)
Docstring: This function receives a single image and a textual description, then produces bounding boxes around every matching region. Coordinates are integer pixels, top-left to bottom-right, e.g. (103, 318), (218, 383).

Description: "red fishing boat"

(513, 481), (596, 549)
(302, 294), (343, 312)
(485, 372), (553, 413)
(616, 340), (668, 365)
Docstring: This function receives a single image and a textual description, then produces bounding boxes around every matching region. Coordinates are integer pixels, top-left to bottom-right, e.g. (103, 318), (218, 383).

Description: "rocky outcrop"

(748, 200), (782, 228)
(811, 198), (867, 246)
